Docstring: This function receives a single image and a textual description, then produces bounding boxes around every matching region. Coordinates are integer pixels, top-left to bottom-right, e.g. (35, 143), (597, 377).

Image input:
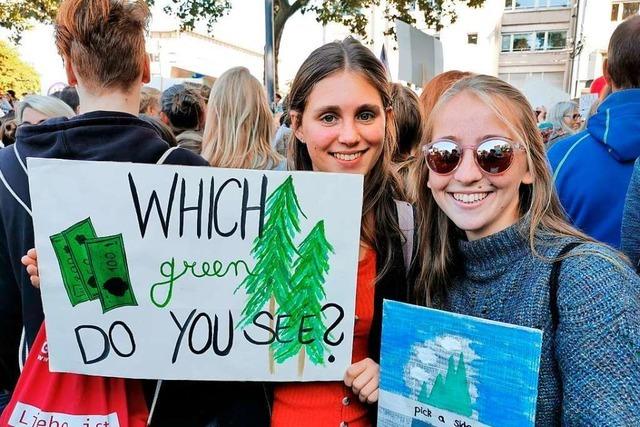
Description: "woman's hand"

(20, 248), (40, 288)
(343, 357), (379, 404)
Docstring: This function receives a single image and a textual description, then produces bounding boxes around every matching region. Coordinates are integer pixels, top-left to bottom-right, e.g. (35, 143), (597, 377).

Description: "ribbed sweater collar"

(456, 219), (530, 281)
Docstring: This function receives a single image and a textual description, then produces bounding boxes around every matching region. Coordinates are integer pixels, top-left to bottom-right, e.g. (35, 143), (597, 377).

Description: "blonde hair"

(16, 95), (76, 124)
(201, 67), (283, 170)
(414, 74), (595, 305)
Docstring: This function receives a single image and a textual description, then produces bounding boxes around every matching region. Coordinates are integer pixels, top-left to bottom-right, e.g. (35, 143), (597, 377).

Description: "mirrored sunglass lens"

(427, 141), (461, 174)
(476, 139), (514, 174)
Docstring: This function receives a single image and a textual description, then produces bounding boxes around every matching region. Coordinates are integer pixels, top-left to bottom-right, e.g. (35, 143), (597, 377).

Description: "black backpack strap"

(549, 241), (583, 328)
(549, 241), (583, 417)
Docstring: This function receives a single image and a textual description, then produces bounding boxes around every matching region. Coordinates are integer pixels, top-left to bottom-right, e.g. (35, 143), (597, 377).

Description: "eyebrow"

(312, 104), (382, 115)
(435, 134), (513, 142)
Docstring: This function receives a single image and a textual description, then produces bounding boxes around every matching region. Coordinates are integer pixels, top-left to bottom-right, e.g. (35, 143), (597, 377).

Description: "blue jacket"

(548, 89), (640, 248)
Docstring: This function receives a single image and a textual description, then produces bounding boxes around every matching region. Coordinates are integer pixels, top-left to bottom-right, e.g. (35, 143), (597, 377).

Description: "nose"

(452, 148), (483, 184)
(337, 118), (360, 146)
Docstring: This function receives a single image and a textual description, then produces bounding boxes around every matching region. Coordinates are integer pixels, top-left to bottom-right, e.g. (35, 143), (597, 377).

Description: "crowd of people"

(0, 0), (639, 425)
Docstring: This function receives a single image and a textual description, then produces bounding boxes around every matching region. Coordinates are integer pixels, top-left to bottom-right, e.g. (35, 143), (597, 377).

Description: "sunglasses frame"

(422, 137), (526, 176)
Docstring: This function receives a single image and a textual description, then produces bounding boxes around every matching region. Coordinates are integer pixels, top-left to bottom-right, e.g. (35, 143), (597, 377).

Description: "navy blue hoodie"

(0, 111), (277, 426)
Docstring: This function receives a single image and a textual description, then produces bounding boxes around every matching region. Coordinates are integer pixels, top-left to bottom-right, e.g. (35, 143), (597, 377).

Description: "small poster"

(29, 158), (363, 382)
(379, 301), (543, 427)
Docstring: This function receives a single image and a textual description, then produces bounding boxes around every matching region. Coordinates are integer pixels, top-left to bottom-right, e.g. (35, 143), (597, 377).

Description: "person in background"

(420, 71), (473, 127)
(545, 101), (580, 148)
(160, 84), (205, 154)
(389, 83), (423, 202)
(0, 112), (17, 147)
(138, 114), (177, 147)
(0, 0), (217, 423)
(139, 86), (161, 118)
(50, 86), (80, 113)
(413, 73), (640, 424)
(202, 66), (285, 170)
(534, 105), (547, 123)
(272, 94), (291, 158)
(548, 15), (640, 248)
(538, 121), (554, 145)
(15, 95), (75, 125)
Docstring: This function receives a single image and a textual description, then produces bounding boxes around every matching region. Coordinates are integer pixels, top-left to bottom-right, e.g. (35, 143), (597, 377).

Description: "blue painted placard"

(378, 301), (543, 427)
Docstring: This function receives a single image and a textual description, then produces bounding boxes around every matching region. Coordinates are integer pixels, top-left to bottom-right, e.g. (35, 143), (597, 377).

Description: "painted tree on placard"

(273, 220), (334, 375)
(236, 175), (304, 371)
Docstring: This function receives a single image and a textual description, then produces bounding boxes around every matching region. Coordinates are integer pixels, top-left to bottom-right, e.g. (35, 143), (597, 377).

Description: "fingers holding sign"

(344, 357), (379, 404)
(21, 248), (40, 288)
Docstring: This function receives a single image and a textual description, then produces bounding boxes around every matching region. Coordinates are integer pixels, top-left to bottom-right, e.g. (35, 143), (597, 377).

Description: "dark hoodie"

(0, 111), (270, 426)
(548, 89), (640, 248)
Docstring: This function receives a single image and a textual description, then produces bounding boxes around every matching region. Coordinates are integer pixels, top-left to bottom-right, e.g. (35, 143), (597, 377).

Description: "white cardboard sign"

(29, 158), (363, 381)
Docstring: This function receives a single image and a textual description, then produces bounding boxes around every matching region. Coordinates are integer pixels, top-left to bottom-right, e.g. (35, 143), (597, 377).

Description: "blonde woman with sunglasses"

(413, 74), (640, 424)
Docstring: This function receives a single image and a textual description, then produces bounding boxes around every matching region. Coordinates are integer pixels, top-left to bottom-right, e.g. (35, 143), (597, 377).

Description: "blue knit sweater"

(621, 157), (640, 270)
(440, 221), (640, 425)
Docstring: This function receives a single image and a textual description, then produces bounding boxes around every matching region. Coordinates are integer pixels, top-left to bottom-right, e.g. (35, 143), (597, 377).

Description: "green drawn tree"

(236, 175), (304, 372)
(273, 220), (334, 375)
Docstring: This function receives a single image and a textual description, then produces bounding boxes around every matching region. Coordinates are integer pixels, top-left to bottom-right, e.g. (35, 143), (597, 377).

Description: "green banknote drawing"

(50, 233), (90, 306)
(85, 234), (138, 313)
(60, 218), (99, 300)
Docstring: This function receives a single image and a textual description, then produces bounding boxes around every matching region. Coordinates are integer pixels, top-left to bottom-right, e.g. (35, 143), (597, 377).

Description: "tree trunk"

(273, 0), (309, 92)
(297, 346), (306, 377)
(269, 296), (275, 374)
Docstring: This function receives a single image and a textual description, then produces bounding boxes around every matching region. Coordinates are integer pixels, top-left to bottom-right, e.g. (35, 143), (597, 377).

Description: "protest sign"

(378, 301), (542, 427)
(29, 158), (363, 381)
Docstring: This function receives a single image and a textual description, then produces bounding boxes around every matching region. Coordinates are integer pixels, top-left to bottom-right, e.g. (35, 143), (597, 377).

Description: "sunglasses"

(423, 138), (526, 175)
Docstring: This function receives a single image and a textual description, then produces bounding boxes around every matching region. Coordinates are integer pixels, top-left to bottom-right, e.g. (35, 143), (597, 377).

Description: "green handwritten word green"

(151, 257), (253, 308)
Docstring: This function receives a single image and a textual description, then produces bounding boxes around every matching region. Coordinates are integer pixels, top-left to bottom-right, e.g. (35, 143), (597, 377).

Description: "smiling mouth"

(331, 149), (367, 161)
(451, 192), (490, 204)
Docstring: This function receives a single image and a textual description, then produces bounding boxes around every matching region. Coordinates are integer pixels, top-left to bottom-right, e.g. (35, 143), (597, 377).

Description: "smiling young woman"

(275, 37), (412, 427)
(413, 74), (640, 423)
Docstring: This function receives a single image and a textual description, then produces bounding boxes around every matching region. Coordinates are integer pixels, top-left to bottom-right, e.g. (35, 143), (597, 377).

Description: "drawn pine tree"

(273, 220), (334, 375)
(236, 175), (304, 372)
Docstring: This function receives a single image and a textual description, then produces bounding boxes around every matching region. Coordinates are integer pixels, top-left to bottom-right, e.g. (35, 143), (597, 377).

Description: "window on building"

(611, 1), (640, 20)
(547, 32), (568, 49)
(513, 33), (532, 51)
(467, 33), (478, 44)
(623, 2), (640, 19)
(505, 0), (570, 10)
(501, 35), (512, 52)
(501, 31), (568, 52)
(611, 3), (620, 20)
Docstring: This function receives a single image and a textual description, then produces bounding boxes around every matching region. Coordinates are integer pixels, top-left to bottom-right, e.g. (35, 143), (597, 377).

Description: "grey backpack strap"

(156, 146), (179, 165)
(394, 199), (414, 274)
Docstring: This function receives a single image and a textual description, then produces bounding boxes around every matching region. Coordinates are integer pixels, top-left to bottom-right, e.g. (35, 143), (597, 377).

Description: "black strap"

(549, 242), (582, 328)
(549, 241), (582, 419)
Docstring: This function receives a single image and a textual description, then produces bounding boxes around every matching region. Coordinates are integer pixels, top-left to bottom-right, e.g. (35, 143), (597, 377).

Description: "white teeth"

(452, 193), (489, 203)
(333, 152), (363, 161)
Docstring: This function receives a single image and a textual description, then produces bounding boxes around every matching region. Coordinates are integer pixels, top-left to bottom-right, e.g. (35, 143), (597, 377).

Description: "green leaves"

(0, 40), (40, 95)
(0, 0), (60, 43)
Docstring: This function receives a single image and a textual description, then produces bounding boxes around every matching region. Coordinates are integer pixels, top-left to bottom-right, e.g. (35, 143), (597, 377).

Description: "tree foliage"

(0, 0), (59, 43)
(0, 40), (41, 94)
(0, 0), (485, 87)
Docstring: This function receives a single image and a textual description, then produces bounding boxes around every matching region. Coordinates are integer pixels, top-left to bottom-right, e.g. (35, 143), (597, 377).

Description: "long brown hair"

(288, 37), (405, 278)
(414, 74), (594, 305)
